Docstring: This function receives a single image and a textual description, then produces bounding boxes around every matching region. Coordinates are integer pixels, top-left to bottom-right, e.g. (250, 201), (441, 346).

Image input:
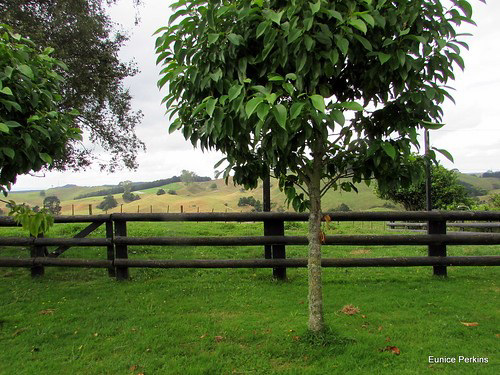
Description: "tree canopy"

(376, 162), (474, 210)
(156, 0), (478, 332)
(0, 24), (80, 195)
(0, 0), (145, 172)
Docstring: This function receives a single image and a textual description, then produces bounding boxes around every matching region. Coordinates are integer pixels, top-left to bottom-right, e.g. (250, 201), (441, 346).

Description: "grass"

(0, 221), (499, 374)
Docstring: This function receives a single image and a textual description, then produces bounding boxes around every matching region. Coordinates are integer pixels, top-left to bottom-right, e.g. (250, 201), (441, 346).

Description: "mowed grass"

(0, 221), (499, 374)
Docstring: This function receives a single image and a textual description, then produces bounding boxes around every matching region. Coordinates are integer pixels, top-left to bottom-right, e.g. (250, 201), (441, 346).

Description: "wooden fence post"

(88, 204), (92, 215)
(167, 205), (169, 213)
(137, 205), (140, 213)
(428, 219), (447, 276)
(30, 234), (46, 277)
(106, 220), (115, 277)
(120, 204), (123, 213)
(114, 220), (129, 280)
(264, 218), (286, 280)
(72, 204), (74, 216)
(180, 205), (183, 213)
(150, 205), (153, 213)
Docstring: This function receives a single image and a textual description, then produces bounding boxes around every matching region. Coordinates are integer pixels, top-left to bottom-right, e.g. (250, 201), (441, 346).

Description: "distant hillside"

(2, 171), (498, 215)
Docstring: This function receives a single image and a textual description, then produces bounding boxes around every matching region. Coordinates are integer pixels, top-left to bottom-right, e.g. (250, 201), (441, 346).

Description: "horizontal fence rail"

(1, 256), (499, 269)
(0, 211), (499, 280)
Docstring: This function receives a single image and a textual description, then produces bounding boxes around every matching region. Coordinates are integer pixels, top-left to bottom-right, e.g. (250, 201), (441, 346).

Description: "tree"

(119, 180), (140, 202)
(0, 24), (80, 195)
(180, 169), (197, 185)
(157, 0), (476, 333)
(0, 0), (145, 172)
(156, 188), (166, 195)
(43, 195), (61, 215)
(96, 194), (118, 211)
(377, 163), (474, 210)
(490, 193), (500, 210)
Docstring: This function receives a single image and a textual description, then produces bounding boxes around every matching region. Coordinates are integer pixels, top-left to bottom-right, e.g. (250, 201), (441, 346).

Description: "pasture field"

(0, 221), (498, 374)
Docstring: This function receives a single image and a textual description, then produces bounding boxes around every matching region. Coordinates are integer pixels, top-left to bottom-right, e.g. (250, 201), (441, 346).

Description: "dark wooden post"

(30, 234), (46, 277)
(150, 205), (153, 213)
(167, 205), (169, 213)
(114, 220), (129, 280)
(263, 175), (272, 259)
(120, 204), (123, 213)
(137, 205), (140, 213)
(72, 204), (74, 216)
(88, 204), (92, 215)
(265, 219), (286, 280)
(180, 205), (183, 213)
(106, 220), (115, 277)
(428, 219), (447, 276)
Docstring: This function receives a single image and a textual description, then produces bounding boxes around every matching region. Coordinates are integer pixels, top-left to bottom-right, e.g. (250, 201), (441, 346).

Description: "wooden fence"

(0, 211), (499, 281)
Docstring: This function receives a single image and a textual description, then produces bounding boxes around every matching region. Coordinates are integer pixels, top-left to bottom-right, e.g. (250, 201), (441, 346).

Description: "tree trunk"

(307, 159), (324, 333)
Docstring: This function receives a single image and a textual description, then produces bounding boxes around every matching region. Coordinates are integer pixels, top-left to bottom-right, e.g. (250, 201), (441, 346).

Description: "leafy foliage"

(0, 24), (80, 195)
(237, 196), (262, 211)
(43, 195), (61, 215)
(0, 0), (145, 171)
(489, 193), (500, 210)
(156, 188), (166, 195)
(96, 194), (118, 211)
(376, 163), (474, 211)
(167, 189), (177, 195)
(7, 200), (54, 236)
(180, 169), (198, 184)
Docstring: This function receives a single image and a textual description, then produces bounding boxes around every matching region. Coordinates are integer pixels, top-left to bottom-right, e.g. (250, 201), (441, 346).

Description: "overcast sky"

(11, 0), (500, 191)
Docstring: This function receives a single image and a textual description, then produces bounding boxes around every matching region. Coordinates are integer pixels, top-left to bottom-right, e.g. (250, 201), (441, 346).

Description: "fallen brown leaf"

(461, 322), (479, 327)
(129, 365), (138, 371)
(381, 346), (400, 355)
(199, 334), (207, 339)
(214, 335), (224, 342)
(495, 333), (500, 338)
(361, 315), (367, 319)
(378, 326), (383, 331)
(385, 337), (391, 342)
(340, 304), (360, 315)
(38, 309), (55, 315)
(319, 231), (326, 244)
(292, 336), (300, 341)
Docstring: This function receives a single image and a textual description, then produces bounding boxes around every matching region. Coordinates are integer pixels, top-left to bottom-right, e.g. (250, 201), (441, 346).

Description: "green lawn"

(0, 221), (498, 374)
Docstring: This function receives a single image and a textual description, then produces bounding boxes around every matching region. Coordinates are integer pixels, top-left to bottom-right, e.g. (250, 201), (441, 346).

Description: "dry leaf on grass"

(381, 346), (400, 355)
(129, 365), (138, 371)
(214, 336), (224, 342)
(461, 322), (479, 327)
(38, 309), (55, 315)
(199, 334), (207, 339)
(340, 304), (360, 315)
(292, 336), (300, 341)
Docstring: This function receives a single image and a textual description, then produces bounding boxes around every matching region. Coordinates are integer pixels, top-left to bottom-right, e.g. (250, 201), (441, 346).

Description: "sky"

(11, 0), (500, 191)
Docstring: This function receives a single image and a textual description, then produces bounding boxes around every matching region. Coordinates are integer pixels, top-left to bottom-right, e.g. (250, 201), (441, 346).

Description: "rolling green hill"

(2, 172), (498, 215)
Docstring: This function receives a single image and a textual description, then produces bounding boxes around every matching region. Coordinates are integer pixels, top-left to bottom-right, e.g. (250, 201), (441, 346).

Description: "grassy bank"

(0, 222), (498, 374)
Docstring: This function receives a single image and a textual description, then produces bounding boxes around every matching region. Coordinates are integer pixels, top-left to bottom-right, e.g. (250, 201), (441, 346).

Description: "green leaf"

(39, 153), (52, 164)
(0, 123), (9, 133)
(256, 21), (270, 38)
(2, 147), (15, 159)
(23, 133), (32, 147)
(310, 95), (325, 113)
(340, 101), (363, 111)
(5, 120), (21, 128)
(349, 19), (367, 33)
(331, 110), (345, 125)
(256, 103), (270, 122)
(208, 33), (219, 45)
(285, 73), (297, 81)
(337, 37), (349, 56)
(245, 97), (264, 118)
(168, 118), (182, 134)
(433, 147), (454, 163)
(264, 9), (284, 25)
(227, 33), (242, 45)
(0, 87), (13, 96)
(273, 104), (287, 129)
(381, 143), (396, 160)
(18, 64), (34, 79)
(206, 97), (217, 117)
(296, 53), (307, 72)
(282, 82), (294, 96)
(228, 84), (243, 101)
(378, 52), (391, 65)
(359, 13), (375, 27)
(268, 74), (284, 81)
(421, 120), (445, 130)
(304, 35), (314, 51)
(290, 102), (305, 120)
(353, 34), (372, 51)
(309, 0), (321, 15)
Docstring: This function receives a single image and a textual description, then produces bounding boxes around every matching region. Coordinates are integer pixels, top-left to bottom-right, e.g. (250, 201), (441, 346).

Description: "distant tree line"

(74, 175), (211, 199)
(482, 171), (500, 178)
